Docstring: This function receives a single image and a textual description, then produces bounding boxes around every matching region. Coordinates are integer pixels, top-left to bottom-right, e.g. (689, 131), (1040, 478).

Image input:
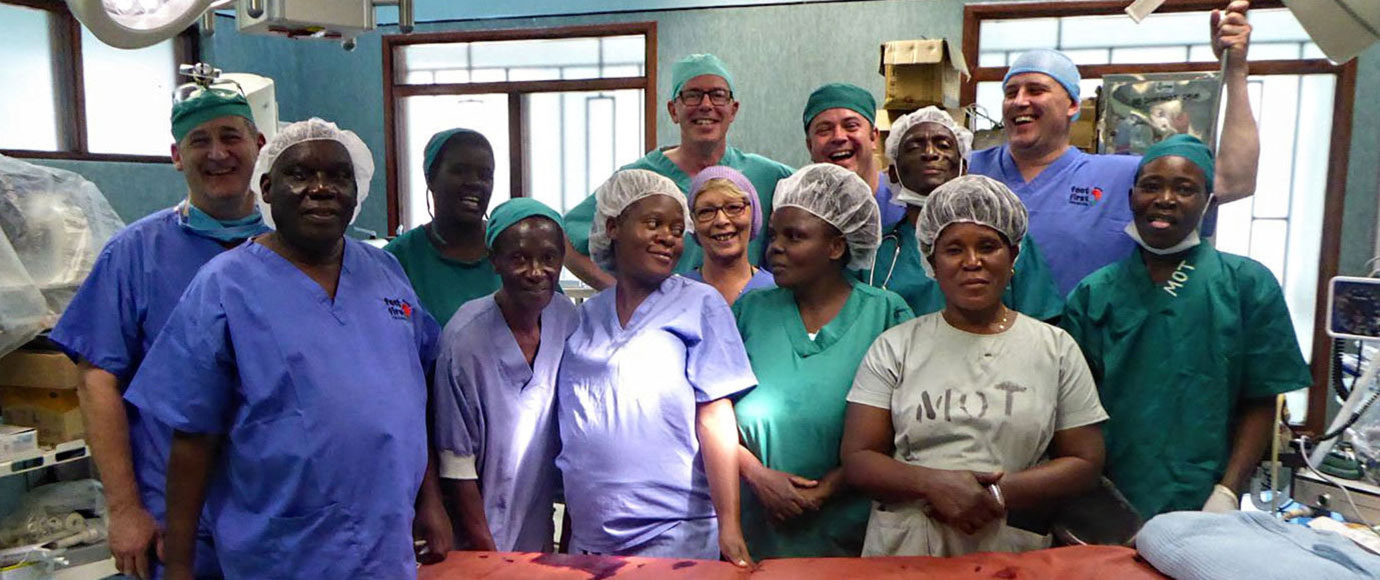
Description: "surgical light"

(66, 0), (415, 50)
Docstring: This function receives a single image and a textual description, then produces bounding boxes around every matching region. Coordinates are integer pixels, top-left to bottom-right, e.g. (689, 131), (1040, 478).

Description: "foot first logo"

(385, 297), (413, 320)
(1069, 185), (1104, 207)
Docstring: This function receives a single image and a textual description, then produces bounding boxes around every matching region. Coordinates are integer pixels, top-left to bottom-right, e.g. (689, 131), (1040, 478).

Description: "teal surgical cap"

(1137, 134), (1215, 194)
(423, 128), (492, 182)
(171, 90), (255, 143)
(802, 83), (877, 133)
(1004, 49), (1082, 120)
(485, 197), (565, 250)
(671, 53), (735, 98)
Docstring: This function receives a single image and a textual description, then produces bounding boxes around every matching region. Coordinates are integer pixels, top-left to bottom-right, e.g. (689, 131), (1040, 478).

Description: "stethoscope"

(869, 231), (905, 289)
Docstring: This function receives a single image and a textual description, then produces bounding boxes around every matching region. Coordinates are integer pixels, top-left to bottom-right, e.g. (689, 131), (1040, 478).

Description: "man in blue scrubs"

(50, 90), (267, 580)
(126, 119), (443, 579)
(561, 53), (793, 289)
(801, 82), (907, 229)
(969, 1), (1259, 294)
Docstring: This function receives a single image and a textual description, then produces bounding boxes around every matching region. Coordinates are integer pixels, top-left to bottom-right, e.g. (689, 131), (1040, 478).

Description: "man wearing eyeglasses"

(802, 83), (907, 229)
(562, 53), (794, 289)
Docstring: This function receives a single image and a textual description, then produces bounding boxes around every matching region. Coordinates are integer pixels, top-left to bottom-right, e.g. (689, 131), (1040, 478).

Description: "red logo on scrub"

(1092, 187), (1103, 202)
(385, 298), (412, 320)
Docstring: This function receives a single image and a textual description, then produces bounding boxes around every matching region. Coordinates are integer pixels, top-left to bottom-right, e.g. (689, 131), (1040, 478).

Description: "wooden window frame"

(0, 0), (199, 164)
(963, 0), (1355, 435)
(381, 22), (658, 235)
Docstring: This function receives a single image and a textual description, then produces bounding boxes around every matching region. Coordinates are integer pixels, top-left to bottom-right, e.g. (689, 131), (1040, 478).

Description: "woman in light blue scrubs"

(556, 169), (757, 567)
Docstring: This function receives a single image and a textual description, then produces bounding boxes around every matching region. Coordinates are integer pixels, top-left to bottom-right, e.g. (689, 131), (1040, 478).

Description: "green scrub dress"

(1062, 244), (1311, 517)
(384, 225), (501, 326)
(859, 220), (1065, 321)
(564, 146), (793, 274)
(732, 280), (913, 557)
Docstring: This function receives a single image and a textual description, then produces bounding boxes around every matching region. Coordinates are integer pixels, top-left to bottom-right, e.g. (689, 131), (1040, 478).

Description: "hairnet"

(772, 163), (881, 271)
(423, 128), (491, 182)
(688, 166), (763, 241)
(251, 118), (374, 229)
(802, 83), (877, 132)
(1004, 49), (1082, 121)
(885, 106), (973, 163)
(1137, 134), (1215, 194)
(588, 169), (689, 271)
(171, 89), (255, 143)
(485, 197), (565, 251)
(671, 53), (735, 98)
(915, 175), (1028, 277)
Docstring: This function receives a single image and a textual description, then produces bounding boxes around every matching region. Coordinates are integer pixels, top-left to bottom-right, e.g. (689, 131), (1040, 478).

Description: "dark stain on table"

(531, 553), (629, 580)
(671, 560), (696, 570)
(993, 566), (1018, 578)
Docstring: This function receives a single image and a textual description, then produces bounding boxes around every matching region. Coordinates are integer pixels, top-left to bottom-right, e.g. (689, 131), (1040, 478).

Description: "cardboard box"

(878, 39), (969, 111)
(1, 385), (83, 446)
(0, 423), (38, 460)
(1070, 97), (1099, 152)
(0, 350), (80, 390)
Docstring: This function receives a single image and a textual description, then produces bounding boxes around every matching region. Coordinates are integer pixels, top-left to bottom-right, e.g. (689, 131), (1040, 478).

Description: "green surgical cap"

(170, 90), (254, 143)
(485, 197), (565, 250)
(671, 54), (734, 98)
(1138, 134), (1215, 194)
(802, 83), (877, 133)
(423, 128), (491, 182)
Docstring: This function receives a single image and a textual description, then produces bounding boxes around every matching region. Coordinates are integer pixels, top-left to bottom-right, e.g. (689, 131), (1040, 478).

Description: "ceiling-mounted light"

(66, 0), (215, 49)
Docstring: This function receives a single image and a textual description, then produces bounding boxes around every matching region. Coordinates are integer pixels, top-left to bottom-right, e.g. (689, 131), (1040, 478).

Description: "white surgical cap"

(772, 163), (881, 271)
(914, 174), (1028, 277)
(252, 118), (374, 228)
(885, 107), (973, 209)
(588, 169), (690, 271)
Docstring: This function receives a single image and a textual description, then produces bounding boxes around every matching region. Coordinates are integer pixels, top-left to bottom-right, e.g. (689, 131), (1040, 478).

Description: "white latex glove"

(1201, 484), (1239, 513)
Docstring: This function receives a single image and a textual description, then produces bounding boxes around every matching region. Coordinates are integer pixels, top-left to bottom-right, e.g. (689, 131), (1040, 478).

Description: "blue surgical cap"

(1004, 49), (1082, 120)
(671, 54), (735, 98)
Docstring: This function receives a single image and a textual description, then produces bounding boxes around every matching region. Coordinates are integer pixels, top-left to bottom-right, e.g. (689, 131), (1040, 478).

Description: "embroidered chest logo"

(384, 297), (413, 320)
(1068, 185), (1104, 207)
(1162, 261), (1196, 297)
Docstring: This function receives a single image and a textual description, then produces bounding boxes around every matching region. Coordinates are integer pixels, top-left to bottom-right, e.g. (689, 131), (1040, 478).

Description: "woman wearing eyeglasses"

(685, 167), (775, 306)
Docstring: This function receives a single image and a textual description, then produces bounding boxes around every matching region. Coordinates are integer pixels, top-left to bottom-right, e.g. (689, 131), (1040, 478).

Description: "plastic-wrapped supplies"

(0, 155), (124, 358)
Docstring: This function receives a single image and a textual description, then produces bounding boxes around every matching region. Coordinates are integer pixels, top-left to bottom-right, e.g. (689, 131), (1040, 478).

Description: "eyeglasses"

(693, 201), (749, 223)
(677, 89), (733, 106)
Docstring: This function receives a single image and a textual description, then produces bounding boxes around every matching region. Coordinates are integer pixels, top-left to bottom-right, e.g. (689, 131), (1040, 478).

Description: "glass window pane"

(1249, 219), (1288, 284)
(1110, 46), (1190, 65)
(974, 81), (1004, 132)
(82, 28), (176, 156)
(398, 36), (646, 85)
(1283, 74), (1336, 363)
(1188, 45), (1218, 62)
(435, 69), (470, 84)
(979, 18), (1059, 52)
(978, 51), (1006, 67)
(0, 5), (59, 151)
(1062, 12), (1207, 49)
(1250, 43), (1303, 61)
(398, 94), (511, 230)
(405, 70), (434, 84)
(1063, 48), (1109, 66)
(1253, 76), (1299, 219)
(1301, 43), (1326, 59)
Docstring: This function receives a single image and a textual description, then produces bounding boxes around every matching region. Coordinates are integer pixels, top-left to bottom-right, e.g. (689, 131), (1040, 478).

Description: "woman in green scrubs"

(1061, 135), (1311, 518)
(384, 128), (502, 325)
(733, 163), (913, 558)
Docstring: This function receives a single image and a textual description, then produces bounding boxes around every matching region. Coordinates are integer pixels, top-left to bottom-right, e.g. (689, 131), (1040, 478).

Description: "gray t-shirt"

(847, 311), (1107, 556)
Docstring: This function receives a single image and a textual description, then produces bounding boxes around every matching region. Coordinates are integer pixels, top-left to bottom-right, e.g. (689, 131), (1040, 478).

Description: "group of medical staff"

(43, 0), (1318, 578)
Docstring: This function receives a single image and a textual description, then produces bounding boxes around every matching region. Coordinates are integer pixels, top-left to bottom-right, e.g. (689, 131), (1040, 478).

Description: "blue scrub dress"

(432, 293), (579, 552)
(556, 275), (756, 558)
(125, 239), (439, 579)
(50, 207), (260, 579)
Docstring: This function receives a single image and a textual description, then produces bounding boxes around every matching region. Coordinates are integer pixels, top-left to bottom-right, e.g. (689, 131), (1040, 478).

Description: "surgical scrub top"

(732, 281), (912, 557)
(684, 266), (777, 299)
(125, 238), (440, 580)
(563, 146), (793, 273)
(858, 220), (1064, 321)
(556, 275), (757, 554)
(49, 206), (251, 578)
(1062, 244), (1311, 518)
(433, 293), (579, 552)
(385, 224), (501, 325)
(848, 312), (1107, 556)
(969, 145), (1140, 295)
